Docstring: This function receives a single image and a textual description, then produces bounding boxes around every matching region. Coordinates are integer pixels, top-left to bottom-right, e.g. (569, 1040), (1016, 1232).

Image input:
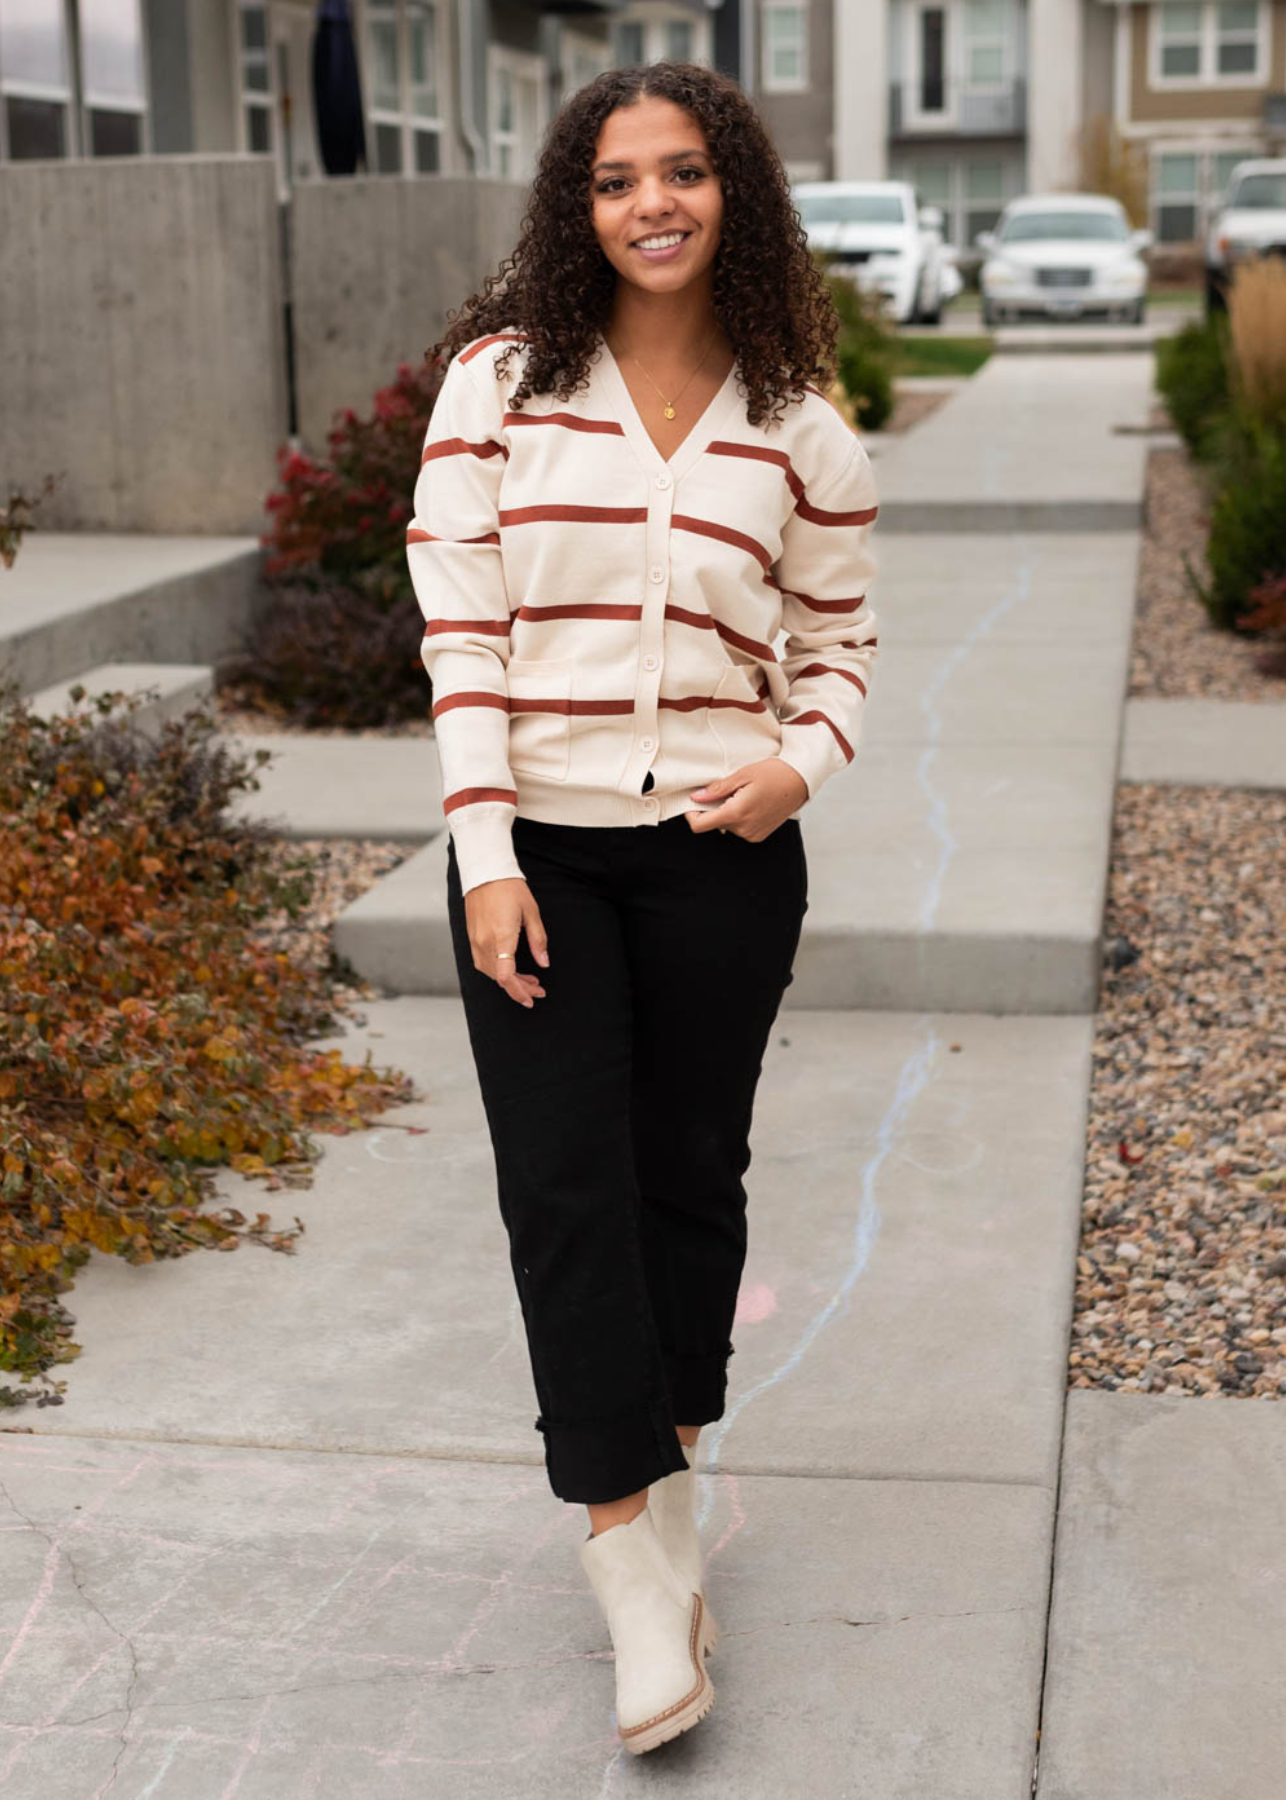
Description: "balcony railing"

(888, 79), (1026, 138)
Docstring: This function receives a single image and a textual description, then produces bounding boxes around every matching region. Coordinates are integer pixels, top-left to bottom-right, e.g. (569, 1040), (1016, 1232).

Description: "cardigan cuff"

(775, 731), (840, 803)
(447, 805), (526, 896)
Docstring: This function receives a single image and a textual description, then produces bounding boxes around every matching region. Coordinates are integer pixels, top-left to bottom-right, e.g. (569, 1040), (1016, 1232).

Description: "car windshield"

(1227, 173), (1286, 209)
(795, 192), (908, 226)
(998, 210), (1129, 243)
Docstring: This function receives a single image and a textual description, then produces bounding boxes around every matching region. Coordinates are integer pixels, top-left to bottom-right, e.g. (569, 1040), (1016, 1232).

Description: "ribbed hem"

(535, 1395), (689, 1505)
(448, 802), (525, 894)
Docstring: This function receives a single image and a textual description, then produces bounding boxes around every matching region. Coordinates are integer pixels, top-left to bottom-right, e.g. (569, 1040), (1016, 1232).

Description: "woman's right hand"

(463, 878), (550, 1008)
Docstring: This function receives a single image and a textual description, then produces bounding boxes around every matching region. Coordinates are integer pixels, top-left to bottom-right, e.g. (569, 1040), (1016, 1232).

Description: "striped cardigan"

(407, 330), (880, 895)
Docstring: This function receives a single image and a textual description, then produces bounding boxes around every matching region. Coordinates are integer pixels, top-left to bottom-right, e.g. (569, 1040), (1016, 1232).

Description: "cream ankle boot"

(648, 1441), (719, 1657)
(580, 1504), (715, 1754)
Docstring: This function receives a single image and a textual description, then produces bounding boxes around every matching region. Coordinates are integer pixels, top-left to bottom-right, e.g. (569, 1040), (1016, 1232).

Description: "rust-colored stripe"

(838, 637), (878, 649)
(503, 411), (626, 436)
(659, 694), (769, 714)
(408, 527), (501, 547)
(421, 436), (507, 466)
(499, 504), (648, 527)
(662, 603), (777, 663)
(516, 602), (643, 622)
(795, 496), (879, 527)
(458, 333), (529, 364)
(422, 617), (511, 637)
(664, 603), (717, 634)
(444, 785), (518, 811)
(791, 709), (854, 761)
(508, 697), (635, 717)
(707, 439), (806, 503)
(433, 690), (508, 718)
(785, 589), (869, 615)
(673, 512), (773, 572)
(794, 661), (868, 695)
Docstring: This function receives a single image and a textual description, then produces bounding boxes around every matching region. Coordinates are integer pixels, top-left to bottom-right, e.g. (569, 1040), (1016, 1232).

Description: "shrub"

(826, 270), (897, 431)
(222, 357), (446, 728)
(0, 678), (417, 1408)
(1227, 256), (1286, 428)
(1155, 318), (1231, 460)
(1237, 573), (1286, 677)
(1, 474), (60, 569)
(1193, 422), (1286, 630)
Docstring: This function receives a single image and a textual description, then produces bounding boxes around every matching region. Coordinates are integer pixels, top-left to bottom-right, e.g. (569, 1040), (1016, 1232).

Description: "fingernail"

(537, 951), (549, 966)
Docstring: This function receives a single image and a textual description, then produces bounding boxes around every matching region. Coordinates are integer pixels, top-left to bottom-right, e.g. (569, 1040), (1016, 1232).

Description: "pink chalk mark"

(734, 1281), (778, 1326)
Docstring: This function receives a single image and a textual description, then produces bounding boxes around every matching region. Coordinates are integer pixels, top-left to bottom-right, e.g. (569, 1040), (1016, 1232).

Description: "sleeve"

(771, 436), (880, 802)
(406, 352), (527, 896)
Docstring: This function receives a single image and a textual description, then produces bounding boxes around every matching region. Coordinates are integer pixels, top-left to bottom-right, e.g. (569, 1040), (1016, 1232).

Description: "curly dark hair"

(427, 61), (840, 429)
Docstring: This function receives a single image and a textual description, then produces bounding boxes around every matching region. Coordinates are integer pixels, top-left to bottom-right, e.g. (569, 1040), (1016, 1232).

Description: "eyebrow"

(591, 149), (711, 175)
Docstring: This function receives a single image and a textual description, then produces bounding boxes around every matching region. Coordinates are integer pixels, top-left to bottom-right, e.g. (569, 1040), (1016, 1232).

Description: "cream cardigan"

(407, 330), (880, 895)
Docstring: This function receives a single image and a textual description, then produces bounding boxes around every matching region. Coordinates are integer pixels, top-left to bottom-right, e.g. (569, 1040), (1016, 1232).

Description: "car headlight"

(1099, 261), (1144, 289)
(985, 260), (1024, 288)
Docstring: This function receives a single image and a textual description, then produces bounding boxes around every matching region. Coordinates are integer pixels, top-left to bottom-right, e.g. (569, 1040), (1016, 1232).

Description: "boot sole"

(620, 1594), (716, 1755)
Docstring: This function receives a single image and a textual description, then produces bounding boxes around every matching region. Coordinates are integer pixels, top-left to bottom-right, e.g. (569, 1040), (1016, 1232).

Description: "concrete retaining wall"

(0, 156), (289, 535)
(289, 176), (528, 454)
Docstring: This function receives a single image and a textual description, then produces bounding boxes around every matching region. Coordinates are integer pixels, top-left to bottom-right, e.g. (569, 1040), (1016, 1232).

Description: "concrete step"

(25, 661), (213, 733)
(334, 530), (1139, 1013)
(218, 731), (445, 842)
(1121, 697), (1286, 791)
(1037, 1392), (1286, 1800)
(0, 532), (265, 695)
(872, 353), (1154, 531)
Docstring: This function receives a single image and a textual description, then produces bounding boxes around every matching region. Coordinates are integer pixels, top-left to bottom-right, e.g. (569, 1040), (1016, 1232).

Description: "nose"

(634, 172), (675, 219)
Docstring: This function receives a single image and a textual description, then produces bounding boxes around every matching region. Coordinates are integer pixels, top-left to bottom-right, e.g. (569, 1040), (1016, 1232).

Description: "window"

(918, 7), (946, 111)
(762, 4), (807, 92)
(1152, 143), (1262, 240)
(963, 0), (1008, 84)
(666, 19), (693, 62)
(963, 161), (1006, 240)
(1152, 1), (1264, 85)
(613, 21), (645, 65)
(80, 0), (145, 155)
(366, 0), (443, 176)
(488, 46), (542, 182)
(1155, 153), (1199, 239)
(238, 2), (272, 153)
(0, 0), (72, 158)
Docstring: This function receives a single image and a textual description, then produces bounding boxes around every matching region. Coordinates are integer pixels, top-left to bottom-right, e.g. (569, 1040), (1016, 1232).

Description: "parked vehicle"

(976, 194), (1152, 326)
(1204, 159), (1286, 314)
(793, 180), (956, 325)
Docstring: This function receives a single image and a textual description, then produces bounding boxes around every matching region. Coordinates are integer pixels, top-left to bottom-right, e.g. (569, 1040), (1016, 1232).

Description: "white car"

(977, 194), (1152, 326)
(1205, 159), (1286, 312)
(793, 180), (957, 325)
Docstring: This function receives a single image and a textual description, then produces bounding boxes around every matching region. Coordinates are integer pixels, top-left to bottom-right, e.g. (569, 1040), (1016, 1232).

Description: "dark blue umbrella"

(312, 0), (367, 176)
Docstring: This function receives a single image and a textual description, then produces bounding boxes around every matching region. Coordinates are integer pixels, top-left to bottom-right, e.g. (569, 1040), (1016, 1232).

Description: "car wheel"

(1129, 299), (1147, 326)
(981, 298), (998, 328)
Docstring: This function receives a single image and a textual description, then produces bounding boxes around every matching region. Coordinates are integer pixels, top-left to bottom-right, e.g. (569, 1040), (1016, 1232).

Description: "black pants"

(445, 807), (809, 1505)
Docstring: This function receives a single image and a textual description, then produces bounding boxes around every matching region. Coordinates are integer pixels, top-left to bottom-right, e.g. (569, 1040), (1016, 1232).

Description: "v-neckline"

(593, 332), (743, 483)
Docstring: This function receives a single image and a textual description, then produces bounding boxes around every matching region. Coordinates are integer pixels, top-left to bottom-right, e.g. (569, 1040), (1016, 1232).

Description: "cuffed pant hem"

(664, 1345), (733, 1426)
(536, 1395), (690, 1505)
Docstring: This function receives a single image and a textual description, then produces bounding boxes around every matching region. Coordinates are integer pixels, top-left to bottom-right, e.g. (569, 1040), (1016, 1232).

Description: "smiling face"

(589, 94), (724, 296)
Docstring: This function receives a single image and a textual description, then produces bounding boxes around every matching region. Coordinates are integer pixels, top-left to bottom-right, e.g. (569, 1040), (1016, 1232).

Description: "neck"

(606, 280), (725, 370)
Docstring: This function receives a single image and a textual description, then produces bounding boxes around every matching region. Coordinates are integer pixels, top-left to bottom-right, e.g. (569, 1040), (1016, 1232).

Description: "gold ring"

(496, 952), (515, 959)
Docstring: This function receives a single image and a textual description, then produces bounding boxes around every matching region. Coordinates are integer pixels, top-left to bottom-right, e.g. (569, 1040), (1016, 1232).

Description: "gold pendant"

(663, 404), (676, 419)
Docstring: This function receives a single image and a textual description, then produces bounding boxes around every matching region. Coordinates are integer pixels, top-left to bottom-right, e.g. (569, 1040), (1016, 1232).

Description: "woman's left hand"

(685, 759), (810, 841)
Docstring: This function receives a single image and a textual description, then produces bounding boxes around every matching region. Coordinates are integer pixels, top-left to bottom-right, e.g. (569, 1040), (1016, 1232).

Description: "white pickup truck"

(1205, 158), (1286, 313)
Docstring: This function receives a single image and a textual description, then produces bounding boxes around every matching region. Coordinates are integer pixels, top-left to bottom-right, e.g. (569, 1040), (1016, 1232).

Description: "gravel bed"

(247, 837), (411, 1008)
(1131, 445), (1286, 703)
(1074, 784), (1286, 1400)
(215, 681), (434, 738)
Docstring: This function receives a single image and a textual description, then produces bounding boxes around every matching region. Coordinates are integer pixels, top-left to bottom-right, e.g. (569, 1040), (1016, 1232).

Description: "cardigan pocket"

(506, 658), (572, 782)
(708, 661), (780, 769)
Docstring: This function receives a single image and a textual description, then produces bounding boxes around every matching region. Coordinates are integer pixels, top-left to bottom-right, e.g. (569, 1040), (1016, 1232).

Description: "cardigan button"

(655, 473), (671, 489)
(649, 565), (665, 583)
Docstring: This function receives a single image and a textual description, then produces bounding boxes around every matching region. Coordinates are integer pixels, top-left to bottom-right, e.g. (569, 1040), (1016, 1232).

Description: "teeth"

(636, 232), (687, 250)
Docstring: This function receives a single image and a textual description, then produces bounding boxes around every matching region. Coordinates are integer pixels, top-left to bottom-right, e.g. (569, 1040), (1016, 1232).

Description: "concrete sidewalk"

(0, 998), (1080, 1796)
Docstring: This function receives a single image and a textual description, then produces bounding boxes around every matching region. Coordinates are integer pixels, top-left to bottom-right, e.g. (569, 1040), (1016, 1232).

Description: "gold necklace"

(618, 326), (721, 420)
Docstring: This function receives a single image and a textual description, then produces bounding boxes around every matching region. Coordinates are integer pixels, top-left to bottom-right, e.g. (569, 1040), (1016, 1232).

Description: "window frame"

(487, 41), (546, 182)
(362, 0), (445, 177)
(1149, 138), (1262, 242)
(0, 0), (150, 162)
(761, 1), (809, 94)
(1148, 0), (1267, 90)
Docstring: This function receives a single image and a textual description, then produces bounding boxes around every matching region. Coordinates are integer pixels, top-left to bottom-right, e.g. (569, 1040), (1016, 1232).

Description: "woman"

(407, 60), (879, 1753)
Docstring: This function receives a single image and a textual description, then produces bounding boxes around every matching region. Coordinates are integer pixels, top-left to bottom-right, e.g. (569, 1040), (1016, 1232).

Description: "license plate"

(1049, 297), (1082, 315)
